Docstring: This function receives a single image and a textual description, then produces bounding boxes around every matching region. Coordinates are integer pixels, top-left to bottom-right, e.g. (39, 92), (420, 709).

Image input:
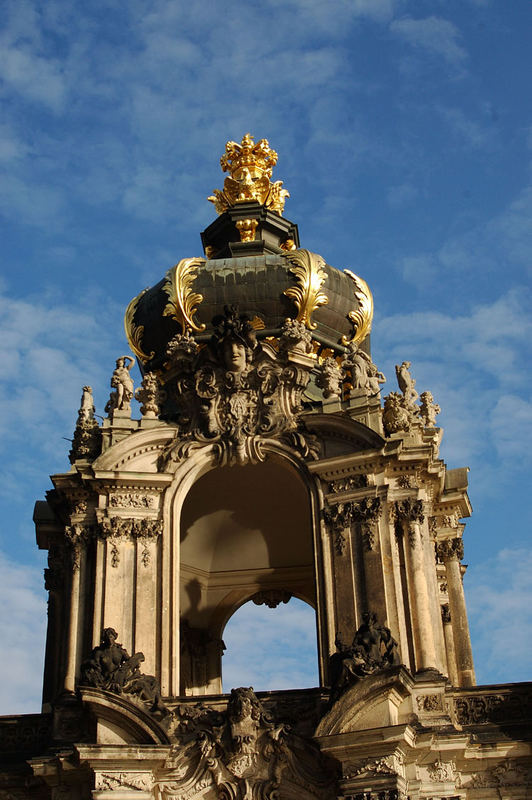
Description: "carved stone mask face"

(223, 339), (247, 372)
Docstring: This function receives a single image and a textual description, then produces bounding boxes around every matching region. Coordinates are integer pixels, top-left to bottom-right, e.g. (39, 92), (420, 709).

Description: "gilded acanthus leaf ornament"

(162, 257), (206, 335)
(124, 290), (155, 364)
(341, 269), (374, 346)
(283, 249), (329, 330)
(208, 133), (290, 215)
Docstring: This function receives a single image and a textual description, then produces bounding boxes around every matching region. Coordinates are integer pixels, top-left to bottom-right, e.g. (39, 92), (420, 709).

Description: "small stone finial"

(208, 133), (289, 215)
(105, 356), (135, 415)
(69, 386), (101, 463)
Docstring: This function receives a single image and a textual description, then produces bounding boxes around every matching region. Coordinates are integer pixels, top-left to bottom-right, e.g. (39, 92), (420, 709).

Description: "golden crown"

(220, 133), (278, 180)
(208, 133), (289, 215)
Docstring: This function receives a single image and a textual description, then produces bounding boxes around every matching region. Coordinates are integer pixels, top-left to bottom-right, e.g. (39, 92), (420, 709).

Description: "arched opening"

(179, 458), (316, 695)
(222, 596), (319, 692)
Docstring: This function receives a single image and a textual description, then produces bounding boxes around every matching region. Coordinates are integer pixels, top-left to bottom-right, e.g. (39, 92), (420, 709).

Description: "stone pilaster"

(436, 537), (475, 687)
(323, 501), (360, 643)
(353, 497), (387, 623)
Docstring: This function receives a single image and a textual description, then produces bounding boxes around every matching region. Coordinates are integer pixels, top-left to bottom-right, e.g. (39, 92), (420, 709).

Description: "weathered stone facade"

(2, 136), (530, 800)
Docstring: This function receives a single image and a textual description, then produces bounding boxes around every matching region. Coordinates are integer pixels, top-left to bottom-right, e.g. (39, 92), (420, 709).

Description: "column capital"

(352, 497), (382, 551)
(393, 497), (424, 524)
(323, 501), (354, 532)
(436, 537), (464, 563)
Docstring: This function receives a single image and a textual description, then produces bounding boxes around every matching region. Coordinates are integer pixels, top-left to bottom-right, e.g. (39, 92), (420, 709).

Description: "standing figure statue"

(395, 361), (418, 409)
(106, 356), (135, 413)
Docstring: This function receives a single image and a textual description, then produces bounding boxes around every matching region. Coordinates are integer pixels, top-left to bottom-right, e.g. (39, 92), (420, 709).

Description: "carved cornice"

(328, 474), (368, 493)
(341, 269), (373, 346)
(283, 249), (329, 330)
(162, 257), (206, 335)
(436, 537), (464, 563)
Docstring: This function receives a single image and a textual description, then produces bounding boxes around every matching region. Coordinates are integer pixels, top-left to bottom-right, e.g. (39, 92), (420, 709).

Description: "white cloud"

(390, 15), (467, 67)
(0, 551), (46, 714)
(467, 548), (532, 684)
(222, 599), (318, 692)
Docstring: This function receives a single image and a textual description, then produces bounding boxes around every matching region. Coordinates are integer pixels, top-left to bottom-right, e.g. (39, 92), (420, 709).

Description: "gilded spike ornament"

(341, 270), (374, 346)
(162, 257), (206, 335)
(283, 249), (329, 330)
(124, 290), (155, 364)
(208, 133), (290, 215)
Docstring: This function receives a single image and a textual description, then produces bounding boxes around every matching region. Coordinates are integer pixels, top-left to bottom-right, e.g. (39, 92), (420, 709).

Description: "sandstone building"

(1, 135), (531, 799)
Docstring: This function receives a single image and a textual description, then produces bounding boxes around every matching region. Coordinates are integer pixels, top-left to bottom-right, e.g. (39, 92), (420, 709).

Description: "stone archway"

(178, 457), (317, 695)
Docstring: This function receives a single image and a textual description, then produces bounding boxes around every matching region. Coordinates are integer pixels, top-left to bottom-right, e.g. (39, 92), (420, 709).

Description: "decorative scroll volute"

(341, 270), (373, 346)
(124, 289), (155, 364)
(283, 249), (329, 330)
(162, 257), (206, 335)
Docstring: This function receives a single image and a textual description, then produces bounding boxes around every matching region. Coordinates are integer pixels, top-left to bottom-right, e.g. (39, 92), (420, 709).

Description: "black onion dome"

(125, 202), (373, 374)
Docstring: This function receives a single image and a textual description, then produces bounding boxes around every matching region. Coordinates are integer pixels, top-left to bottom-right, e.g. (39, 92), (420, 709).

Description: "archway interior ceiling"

(180, 460), (314, 625)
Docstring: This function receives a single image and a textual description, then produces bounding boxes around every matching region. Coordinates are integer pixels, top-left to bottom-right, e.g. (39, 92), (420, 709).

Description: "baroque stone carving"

(158, 687), (336, 800)
(341, 342), (385, 395)
(416, 694), (443, 712)
(441, 604), (451, 624)
(80, 627), (167, 716)
(436, 537), (464, 563)
(108, 493), (157, 509)
(426, 760), (457, 783)
(64, 524), (94, 570)
(393, 498), (424, 548)
(330, 612), (400, 702)
(344, 754), (402, 779)
(105, 356), (135, 414)
(208, 133), (290, 215)
(382, 392), (412, 435)
(419, 391), (441, 428)
(454, 691), (532, 725)
(98, 517), (162, 567)
(70, 386), (101, 463)
(95, 773), (154, 792)
(252, 590), (292, 608)
(315, 357), (344, 399)
(158, 308), (315, 466)
(135, 371), (165, 418)
(328, 474), (368, 493)
(352, 497), (382, 551)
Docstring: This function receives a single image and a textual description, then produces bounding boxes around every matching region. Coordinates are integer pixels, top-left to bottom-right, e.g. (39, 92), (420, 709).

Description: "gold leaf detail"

(124, 290), (155, 364)
(283, 249), (329, 330)
(341, 270), (374, 345)
(162, 257), (206, 334)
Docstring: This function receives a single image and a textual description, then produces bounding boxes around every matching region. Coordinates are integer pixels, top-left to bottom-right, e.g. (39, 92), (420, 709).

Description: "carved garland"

(98, 517), (163, 568)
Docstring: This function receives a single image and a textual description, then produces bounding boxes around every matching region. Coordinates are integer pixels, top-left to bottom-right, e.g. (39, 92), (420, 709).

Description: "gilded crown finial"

(208, 133), (289, 216)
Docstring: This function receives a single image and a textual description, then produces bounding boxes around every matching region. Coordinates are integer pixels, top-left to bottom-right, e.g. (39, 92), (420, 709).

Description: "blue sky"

(1, 0), (531, 713)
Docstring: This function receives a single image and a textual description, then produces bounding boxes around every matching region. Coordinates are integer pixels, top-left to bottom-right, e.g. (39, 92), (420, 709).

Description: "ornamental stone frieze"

(328, 474), (369, 493)
(97, 516), (162, 567)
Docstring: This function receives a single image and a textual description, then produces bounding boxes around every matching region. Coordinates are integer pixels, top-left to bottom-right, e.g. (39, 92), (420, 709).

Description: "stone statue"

(395, 361), (418, 409)
(105, 356), (135, 413)
(315, 357), (344, 399)
(329, 612), (400, 702)
(69, 386), (101, 463)
(419, 390), (441, 428)
(382, 391), (411, 435)
(80, 627), (166, 715)
(342, 342), (386, 396)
